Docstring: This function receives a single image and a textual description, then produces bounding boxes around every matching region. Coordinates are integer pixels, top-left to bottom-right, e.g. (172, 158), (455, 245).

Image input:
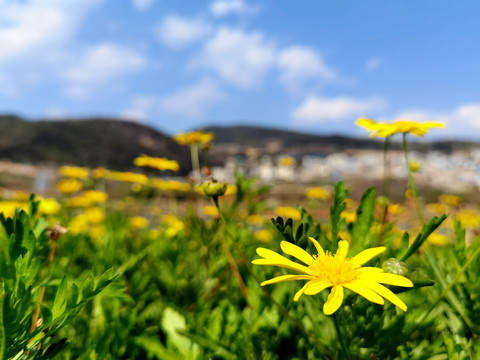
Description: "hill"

(0, 115), (191, 173)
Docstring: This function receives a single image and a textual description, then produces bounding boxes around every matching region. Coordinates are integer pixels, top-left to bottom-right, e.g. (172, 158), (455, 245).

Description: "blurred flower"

(174, 130), (214, 146)
(203, 205), (219, 217)
(110, 171), (148, 184)
(341, 210), (357, 223)
(409, 161), (421, 173)
(160, 214), (185, 237)
(439, 194), (462, 207)
(89, 225), (105, 240)
(427, 233), (449, 246)
(129, 216), (149, 229)
(59, 166), (90, 179)
(68, 190), (108, 208)
(225, 185), (237, 196)
(13, 191), (29, 202)
(246, 214), (266, 226)
(274, 206), (301, 221)
(254, 229), (274, 242)
(134, 154), (180, 172)
(150, 179), (191, 192)
(93, 167), (110, 179)
(69, 214), (89, 235)
(356, 118), (445, 137)
(305, 186), (331, 201)
(426, 203), (449, 215)
(57, 179), (83, 194)
(39, 198), (61, 215)
(0, 201), (25, 218)
(253, 238), (413, 315)
(338, 231), (351, 243)
(456, 209), (480, 228)
(84, 207), (105, 224)
(277, 156), (296, 167)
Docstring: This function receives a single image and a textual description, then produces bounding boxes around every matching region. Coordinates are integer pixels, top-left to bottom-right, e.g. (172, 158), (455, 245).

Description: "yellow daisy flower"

(356, 118), (444, 138)
(253, 238), (413, 315)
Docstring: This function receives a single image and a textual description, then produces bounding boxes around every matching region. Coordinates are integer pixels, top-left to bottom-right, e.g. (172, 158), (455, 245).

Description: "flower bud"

(382, 258), (408, 276)
(202, 179), (228, 197)
(409, 161), (420, 173)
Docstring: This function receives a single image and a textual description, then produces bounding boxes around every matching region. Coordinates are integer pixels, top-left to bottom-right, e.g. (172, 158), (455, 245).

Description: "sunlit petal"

(336, 240), (349, 259)
(261, 274), (314, 286)
(365, 282), (408, 311)
(252, 258), (312, 275)
(303, 279), (332, 295)
(369, 273), (414, 287)
(344, 281), (384, 305)
(351, 247), (386, 267)
(323, 285), (344, 315)
(293, 282), (310, 302)
(308, 237), (325, 258)
(280, 241), (315, 265)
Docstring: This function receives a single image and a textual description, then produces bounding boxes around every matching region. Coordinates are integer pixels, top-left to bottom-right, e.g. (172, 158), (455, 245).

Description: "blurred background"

(0, 0), (479, 201)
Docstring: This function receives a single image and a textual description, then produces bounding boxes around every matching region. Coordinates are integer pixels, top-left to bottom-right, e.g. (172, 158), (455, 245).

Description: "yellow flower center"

(309, 252), (358, 285)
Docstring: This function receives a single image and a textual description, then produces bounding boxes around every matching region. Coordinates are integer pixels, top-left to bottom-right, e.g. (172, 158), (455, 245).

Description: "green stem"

(333, 312), (350, 360)
(0, 282), (5, 359)
(190, 144), (201, 182)
(402, 134), (424, 223)
(382, 136), (391, 199)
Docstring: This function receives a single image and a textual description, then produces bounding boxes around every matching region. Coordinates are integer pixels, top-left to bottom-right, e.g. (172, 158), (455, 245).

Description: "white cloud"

(292, 96), (386, 123)
(0, 0), (101, 62)
(366, 57), (383, 71)
(123, 95), (157, 121)
(156, 15), (212, 49)
(278, 46), (336, 92)
(161, 79), (225, 117)
(132, 0), (155, 11)
(64, 43), (146, 98)
(210, 0), (260, 17)
(192, 27), (275, 88)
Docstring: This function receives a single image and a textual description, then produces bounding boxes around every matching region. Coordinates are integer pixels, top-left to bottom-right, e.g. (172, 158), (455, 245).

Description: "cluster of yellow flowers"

(68, 190), (108, 207)
(150, 179), (191, 192)
(174, 130), (214, 146)
(134, 155), (179, 172)
(356, 118), (445, 137)
(305, 186), (331, 201)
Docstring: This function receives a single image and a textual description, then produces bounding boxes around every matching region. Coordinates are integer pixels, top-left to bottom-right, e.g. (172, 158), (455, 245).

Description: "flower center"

(309, 252), (358, 285)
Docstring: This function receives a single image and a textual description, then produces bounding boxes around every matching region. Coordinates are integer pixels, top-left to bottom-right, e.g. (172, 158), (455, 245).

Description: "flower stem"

(333, 312), (350, 360)
(382, 136), (391, 199)
(402, 134), (424, 223)
(190, 144), (201, 182)
(0, 282), (5, 359)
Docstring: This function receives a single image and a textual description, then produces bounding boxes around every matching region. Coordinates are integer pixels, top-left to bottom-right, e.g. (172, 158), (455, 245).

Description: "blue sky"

(1, 0), (479, 139)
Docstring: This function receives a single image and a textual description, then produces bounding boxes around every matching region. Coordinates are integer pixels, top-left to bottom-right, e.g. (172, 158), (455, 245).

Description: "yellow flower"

(84, 207), (105, 224)
(439, 194), (462, 207)
(409, 161), (421, 173)
(254, 229), (274, 242)
(13, 191), (29, 202)
(456, 209), (480, 228)
(59, 166), (90, 179)
(93, 167), (110, 179)
(57, 179), (83, 194)
(426, 203), (449, 215)
(109, 171), (148, 184)
(129, 216), (149, 229)
(356, 118), (445, 138)
(203, 205), (219, 217)
(277, 156), (296, 167)
(133, 155), (180, 171)
(225, 184), (237, 196)
(305, 187), (331, 201)
(150, 179), (191, 192)
(274, 206), (301, 221)
(39, 198), (61, 215)
(427, 233), (449, 246)
(160, 215), (185, 237)
(0, 201), (25, 218)
(341, 210), (357, 223)
(174, 130), (215, 145)
(253, 238), (413, 315)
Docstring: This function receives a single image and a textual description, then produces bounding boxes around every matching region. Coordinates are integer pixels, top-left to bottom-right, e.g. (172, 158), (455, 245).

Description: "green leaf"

(400, 214), (447, 261)
(351, 187), (376, 247)
(330, 182), (348, 244)
(52, 276), (68, 319)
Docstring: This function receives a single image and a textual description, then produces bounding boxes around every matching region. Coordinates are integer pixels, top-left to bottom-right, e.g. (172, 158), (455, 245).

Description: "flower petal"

(303, 279), (333, 295)
(308, 237), (325, 258)
(336, 240), (349, 259)
(344, 281), (384, 305)
(323, 285), (344, 315)
(252, 258), (312, 275)
(293, 282), (310, 302)
(261, 274), (314, 286)
(364, 282), (408, 311)
(280, 241), (315, 266)
(351, 247), (386, 267)
(369, 273), (413, 287)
